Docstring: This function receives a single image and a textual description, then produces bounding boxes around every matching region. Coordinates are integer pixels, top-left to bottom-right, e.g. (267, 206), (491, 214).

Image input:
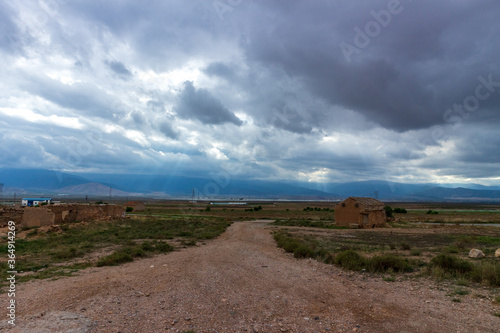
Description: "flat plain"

(1, 201), (499, 332)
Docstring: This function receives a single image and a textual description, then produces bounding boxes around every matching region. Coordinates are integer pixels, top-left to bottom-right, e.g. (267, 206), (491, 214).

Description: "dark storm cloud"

(2, 0), (500, 184)
(204, 62), (238, 81)
(238, 0), (500, 132)
(158, 121), (179, 140)
(173, 81), (242, 126)
(131, 111), (145, 125)
(105, 60), (132, 78)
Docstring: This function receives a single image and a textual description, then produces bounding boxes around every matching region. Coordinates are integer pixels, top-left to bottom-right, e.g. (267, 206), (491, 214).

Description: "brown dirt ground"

(1, 220), (499, 332)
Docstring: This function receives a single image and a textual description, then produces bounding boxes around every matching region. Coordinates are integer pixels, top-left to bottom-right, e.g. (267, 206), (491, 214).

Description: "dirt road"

(2, 221), (499, 332)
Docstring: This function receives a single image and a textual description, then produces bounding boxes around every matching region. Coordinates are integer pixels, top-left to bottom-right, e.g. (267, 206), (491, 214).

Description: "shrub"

(470, 261), (500, 286)
(293, 244), (315, 258)
(274, 232), (301, 254)
(334, 250), (366, 271)
(454, 236), (476, 250)
(384, 206), (393, 218)
(393, 208), (407, 214)
(205, 206), (211, 212)
(154, 241), (174, 253)
(141, 241), (155, 252)
(410, 249), (422, 256)
(53, 247), (83, 260)
(430, 254), (473, 277)
(126, 206), (134, 212)
(369, 254), (413, 273)
(383, 275), (396, 282)
(96, 246), (146, 267)
(97, 250), (134, 267)
(400, 242), (411, 250)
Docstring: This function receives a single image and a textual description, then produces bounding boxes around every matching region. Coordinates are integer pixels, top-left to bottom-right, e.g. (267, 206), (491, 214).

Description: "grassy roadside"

(270, 219), (347, 229)
(272, 228), (500, 287)
(0, 217), (231, 291)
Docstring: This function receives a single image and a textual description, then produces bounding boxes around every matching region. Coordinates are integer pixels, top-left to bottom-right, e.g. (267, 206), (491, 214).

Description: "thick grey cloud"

(22, 74), (118, 118)
(237, 0), (500, 132)
(158, 121), (179, 140)
(173, 81), (242, 126)
(0, 0), (499, 185)
(105, 60), (132, 79)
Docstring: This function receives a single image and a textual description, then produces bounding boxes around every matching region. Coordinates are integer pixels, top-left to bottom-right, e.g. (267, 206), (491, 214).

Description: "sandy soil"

(1, 220), (499, 332)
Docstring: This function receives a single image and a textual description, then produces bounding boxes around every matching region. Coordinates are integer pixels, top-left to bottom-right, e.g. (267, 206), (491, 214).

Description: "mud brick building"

(22, 204), (125, 228)
(335, 197), (386, 228)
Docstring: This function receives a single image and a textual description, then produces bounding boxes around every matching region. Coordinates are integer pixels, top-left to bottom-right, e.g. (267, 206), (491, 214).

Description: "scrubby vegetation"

(0, 215), (231, 288)
(270, 219), (345, 229)
(272, 227), (500, 286)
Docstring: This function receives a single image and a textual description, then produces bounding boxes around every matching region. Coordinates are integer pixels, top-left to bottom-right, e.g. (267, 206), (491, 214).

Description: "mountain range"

(1, 168), (500, 202)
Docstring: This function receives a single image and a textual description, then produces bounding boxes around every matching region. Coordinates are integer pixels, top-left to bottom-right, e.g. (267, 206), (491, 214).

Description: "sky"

(0, 0), (499, 186)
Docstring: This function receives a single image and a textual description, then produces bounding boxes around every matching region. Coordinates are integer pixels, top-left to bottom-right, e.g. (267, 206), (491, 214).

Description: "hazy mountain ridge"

(1, 169), (500, 201)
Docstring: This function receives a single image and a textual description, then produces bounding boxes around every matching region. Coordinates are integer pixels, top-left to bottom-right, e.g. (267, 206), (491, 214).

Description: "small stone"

(469, 249), (485, 258)
(495, 248), (500, 257)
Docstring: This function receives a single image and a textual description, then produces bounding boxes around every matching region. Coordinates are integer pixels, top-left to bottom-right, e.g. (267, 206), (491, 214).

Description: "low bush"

(430, 254), (473, 277)
(384, 206), (393, 218)
(97, 241), (173, 267)
(334, 250), (366, 271)
(470, 260), (500, 286)
(97, 248), (135, 267)
(369, 254), (413, 273)
(293, 244), (316, 258)
(52, 246), (84, 260)
(400, 242), (412, 250)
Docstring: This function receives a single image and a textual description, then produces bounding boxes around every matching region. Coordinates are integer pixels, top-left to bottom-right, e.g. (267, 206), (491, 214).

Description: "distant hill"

(76, 173), (340, 199)
(0, 168), (90, 190)
(414, 187), (500, 200)
(1, 168), (500, 201)
(57, 182), (132, 197)
(299, 180), (434, 199)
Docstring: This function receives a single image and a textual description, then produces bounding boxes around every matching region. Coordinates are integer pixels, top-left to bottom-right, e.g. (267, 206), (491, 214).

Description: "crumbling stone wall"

(23, 207), (55, 227)
(18, 204), (125, 228)
(0, 208), (24, 227)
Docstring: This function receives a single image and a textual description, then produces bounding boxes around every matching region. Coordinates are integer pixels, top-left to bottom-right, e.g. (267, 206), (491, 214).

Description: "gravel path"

(2, 220), (499, 332)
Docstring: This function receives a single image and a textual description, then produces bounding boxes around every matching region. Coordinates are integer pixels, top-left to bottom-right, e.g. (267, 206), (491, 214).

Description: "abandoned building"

(124, 201), (146, 211)
(0, 204), (124, 228)
(21, 197), (52, 207)
(335, 197), (386, 228)
(21, 204), (125, 227)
